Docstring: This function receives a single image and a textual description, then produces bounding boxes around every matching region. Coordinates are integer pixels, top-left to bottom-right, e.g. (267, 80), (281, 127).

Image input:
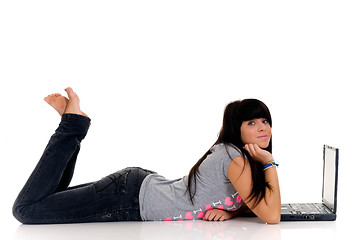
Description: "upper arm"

(227, 156), (254, 208)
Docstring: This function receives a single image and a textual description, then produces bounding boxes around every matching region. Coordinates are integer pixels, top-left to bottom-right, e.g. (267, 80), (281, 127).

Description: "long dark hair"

(187, 99), (272, 207)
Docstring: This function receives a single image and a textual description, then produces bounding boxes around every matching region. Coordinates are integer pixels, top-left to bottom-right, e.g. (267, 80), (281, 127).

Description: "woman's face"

(240, 118), (271, 149)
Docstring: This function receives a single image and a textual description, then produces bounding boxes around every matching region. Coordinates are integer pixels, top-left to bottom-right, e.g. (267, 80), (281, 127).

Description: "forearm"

(255, 167), (281, 223)
(244, 167), (281, 224)
(264, 167), (281, 207)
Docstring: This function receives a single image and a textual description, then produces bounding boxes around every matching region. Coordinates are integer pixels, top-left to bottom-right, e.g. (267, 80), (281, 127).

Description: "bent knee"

(12, 204), (37, 224)
(13, 205), (28, 224)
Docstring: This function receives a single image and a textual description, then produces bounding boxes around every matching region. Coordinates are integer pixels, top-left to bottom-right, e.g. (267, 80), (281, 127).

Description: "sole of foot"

(44, 93), (69, 116)
(44, 88), (88, 117)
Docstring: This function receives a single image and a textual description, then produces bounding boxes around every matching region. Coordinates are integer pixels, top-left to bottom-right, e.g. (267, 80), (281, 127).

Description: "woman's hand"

(203, 209), (236, 222)
(243, 143), (273, 165)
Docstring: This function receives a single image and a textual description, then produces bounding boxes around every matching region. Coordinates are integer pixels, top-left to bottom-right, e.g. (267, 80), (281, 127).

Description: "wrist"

(260, 153), (274, 166)
(263, 160), (279, 171)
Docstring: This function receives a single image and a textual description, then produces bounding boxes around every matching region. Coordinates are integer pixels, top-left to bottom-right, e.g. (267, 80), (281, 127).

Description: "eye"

(248, 121), (255, 126)
(262, 119), (269, 124)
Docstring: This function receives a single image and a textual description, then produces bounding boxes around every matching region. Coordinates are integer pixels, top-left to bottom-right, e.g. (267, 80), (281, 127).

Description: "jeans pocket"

(94, 168), (131, 195)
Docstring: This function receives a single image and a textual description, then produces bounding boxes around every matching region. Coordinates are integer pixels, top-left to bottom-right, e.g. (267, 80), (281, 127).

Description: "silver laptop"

(281, 145), (339, 221)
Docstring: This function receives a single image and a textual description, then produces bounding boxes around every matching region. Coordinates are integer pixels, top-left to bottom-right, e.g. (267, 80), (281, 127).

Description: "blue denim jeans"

(13, 114), (155, 224)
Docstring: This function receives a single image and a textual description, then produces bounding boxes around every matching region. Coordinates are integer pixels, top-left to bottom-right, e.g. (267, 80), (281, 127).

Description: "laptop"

(281, 145), (339, 221)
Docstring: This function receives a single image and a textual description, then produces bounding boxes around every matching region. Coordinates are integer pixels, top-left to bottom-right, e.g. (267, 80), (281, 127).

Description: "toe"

(44, 96), (51, 104)
(65, 87), (73, 96)
(64, 87), (78, 100)
(65, 87), (73, 93)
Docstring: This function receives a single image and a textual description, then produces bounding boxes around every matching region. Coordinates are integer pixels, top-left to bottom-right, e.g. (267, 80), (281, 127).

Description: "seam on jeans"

(16, 155), (47, 204)
(94, 169), (131, 195)
(19, 211), (110, 223)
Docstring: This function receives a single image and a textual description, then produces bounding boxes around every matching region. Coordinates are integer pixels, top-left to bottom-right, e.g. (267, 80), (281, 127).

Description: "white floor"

(3, 174), (356, 240)
(3, 135), (357, 240)
(4, 208), (355, 240)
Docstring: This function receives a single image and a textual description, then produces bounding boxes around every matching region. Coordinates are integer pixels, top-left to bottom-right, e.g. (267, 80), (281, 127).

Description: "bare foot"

(44, 93), (69, 116)
(64, 87), (88, 117)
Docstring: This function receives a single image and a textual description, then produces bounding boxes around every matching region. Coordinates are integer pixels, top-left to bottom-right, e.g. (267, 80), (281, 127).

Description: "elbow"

(259, 207), (281, 224)
(264, 197), (281, 224)
(264, 213), (281, 224)
(266, 217), (280, 224)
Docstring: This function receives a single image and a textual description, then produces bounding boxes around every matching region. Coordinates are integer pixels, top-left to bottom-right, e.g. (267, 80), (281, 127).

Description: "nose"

(258, 122), (266, 132)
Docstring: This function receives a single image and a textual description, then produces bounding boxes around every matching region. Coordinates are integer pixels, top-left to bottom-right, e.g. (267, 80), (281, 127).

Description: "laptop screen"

(322, 145), (339, 212)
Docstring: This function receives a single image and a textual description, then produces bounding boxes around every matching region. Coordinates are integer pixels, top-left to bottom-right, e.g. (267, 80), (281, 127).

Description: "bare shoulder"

(229, 156), (246, 170)
(227, 156), (250, 182)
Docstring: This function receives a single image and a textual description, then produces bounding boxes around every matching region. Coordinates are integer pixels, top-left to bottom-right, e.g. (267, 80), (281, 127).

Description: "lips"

(257, 135), (268, 139)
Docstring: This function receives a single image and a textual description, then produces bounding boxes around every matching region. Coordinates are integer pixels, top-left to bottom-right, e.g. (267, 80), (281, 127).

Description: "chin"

(258, 141), (270, 149)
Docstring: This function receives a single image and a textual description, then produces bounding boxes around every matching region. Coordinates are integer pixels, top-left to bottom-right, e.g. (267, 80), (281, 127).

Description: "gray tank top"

(139, 143), (244, 221)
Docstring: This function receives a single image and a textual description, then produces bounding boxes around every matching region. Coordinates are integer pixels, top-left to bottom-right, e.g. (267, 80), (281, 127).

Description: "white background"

(1, 1), (358, 239)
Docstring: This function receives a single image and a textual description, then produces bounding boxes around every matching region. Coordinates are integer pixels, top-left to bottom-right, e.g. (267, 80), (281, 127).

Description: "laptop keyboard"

(289, 203), (332, 215)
